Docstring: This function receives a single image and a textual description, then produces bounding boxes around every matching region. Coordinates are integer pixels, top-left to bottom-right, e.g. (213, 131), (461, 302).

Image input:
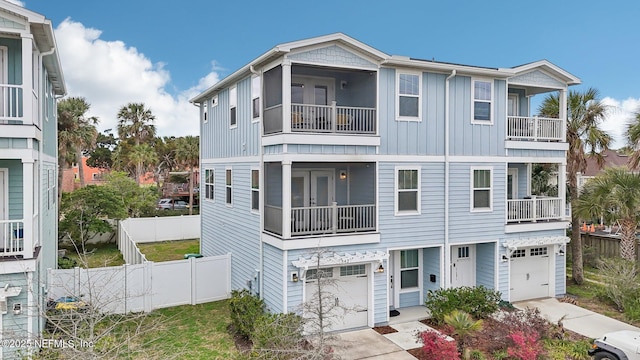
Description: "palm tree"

(626, 111), (640, 168)
(538, 87), (611, 284)
(117, 103), (156, 147)
(444, 310), (483, 359)
(57, 97), (98, 196)
(574, 168), (640, 261)
(127, 144), (158, 185)
(175, 136), (200, 215)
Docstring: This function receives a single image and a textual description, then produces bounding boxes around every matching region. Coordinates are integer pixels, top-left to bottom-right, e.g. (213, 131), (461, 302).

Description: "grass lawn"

(132, 300), (237, 359)
(137, 239), (200, 262)
(61, 242), (125, 268)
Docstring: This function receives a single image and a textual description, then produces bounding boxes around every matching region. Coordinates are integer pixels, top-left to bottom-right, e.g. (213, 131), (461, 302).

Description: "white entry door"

(507, 168), (518, 200)
(510, 247), (550, 301)
(451, 245), (475, 288)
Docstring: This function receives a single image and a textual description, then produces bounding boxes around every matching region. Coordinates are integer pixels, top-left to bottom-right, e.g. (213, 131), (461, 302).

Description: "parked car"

(157, 199), (187, 210)
(589, 330), (640, 359)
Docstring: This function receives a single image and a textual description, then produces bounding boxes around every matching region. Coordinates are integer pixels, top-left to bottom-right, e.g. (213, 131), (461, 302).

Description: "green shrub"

(469, 349), (486, 360)
(229, 289), (266, 338)
(425, 286), (501, 324)
(58, 256), (77, 269)
(251, 312), (304, 359)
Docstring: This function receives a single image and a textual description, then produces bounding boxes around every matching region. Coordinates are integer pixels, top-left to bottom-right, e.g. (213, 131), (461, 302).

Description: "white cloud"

(7, 0), (25, 6)
(54, 18), (220, 138)
(601, 97), (640, 149)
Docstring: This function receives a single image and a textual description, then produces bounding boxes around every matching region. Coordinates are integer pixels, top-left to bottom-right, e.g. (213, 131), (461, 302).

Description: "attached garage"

(509, 246), (550, 301)
(304, 265), (369, 332)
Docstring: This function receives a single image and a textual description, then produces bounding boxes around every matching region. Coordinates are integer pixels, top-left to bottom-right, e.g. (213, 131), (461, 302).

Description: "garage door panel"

(510, 247), (550, 302)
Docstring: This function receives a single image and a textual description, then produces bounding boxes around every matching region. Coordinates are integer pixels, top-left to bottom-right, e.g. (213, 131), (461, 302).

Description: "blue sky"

(21, 0), (640, 147)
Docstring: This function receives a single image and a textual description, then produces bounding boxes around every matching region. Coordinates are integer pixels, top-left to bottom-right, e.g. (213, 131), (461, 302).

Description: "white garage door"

(304, 265), (369, 332)
(510, 246), (550, 302)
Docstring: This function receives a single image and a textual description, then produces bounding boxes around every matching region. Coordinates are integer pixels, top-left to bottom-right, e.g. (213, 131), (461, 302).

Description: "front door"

(507, 168), (518, 200)
(451, 245), (475, 288)
(291, 170), (334, 233)
(508, 94), (518, 116)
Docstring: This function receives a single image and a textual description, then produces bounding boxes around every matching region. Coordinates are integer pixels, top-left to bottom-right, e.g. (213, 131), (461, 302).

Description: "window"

(211, 95), (218, 107)
(226, 169), (232, 205)
(306, 268), (333, 280)
(251, 169), (259, 212)
(396, 167), (420, 214)
(472, 168), (492, 211)
(47, 168), (55, 209)
(252, 76), (260, 120)
(340, 264), (366, 276)
(473, 79), (492, 123)
(203, 101), (208, 123)
(397, 72), (421, 120)
(400, 250), (419, 289)
(229, 86), (237, 127)
(204, 169), (214, 201)
(510, 249), (526, 258)
(530, 247), (548, 256)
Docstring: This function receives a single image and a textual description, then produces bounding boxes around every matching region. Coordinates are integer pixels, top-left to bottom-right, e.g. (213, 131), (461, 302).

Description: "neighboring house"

(577, 149), (629, 190)
(60, 156), (156, 193)
(0, 1), (66, 358)
(191, 33), (578, 331)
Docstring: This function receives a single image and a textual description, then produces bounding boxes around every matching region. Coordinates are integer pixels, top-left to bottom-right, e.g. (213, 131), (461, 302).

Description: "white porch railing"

(291, 203), (376, 236)
(0, 219), (27, 257)
(507, 197), (563, 223)
(507, 116), (563, 141)
(0, 84), (24, 124)
(291, 101), (376, 134)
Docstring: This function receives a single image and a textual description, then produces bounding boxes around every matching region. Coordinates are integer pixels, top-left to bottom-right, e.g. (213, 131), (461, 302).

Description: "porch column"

(21, 34), (34, 126)
(22, 159), (34, 258)
(282, 60), (291, 134)
(282, 161), (292, 238)
(559, 89), (567, 142)
(559, 163), (567, 220)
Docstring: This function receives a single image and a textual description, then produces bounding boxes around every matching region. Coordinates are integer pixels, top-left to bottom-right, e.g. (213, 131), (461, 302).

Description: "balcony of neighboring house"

(505, 162), (568, 232)
(262, 162), (377, 242)
(262, 64), (377, 140)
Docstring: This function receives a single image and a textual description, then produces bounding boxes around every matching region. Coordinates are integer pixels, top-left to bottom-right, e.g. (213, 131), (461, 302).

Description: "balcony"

(507, 116), (563, 142)
(0, 83), (38, 127)
(266, 203), (376, 236)
(507, 197), (563, 223)
(291, 102), (376, 134)
(0, 219), (27, 258)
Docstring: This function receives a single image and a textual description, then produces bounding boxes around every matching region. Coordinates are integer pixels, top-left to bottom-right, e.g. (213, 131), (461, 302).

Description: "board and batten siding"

(377, 162), (445, 248)
(201, 76), (261, 160)
(262, 243), (284, 313)
(448, 163), (505, 241)
(476, 242), (495, 289)
(200, 162), (260, 292)
(377, 68), (446, 156)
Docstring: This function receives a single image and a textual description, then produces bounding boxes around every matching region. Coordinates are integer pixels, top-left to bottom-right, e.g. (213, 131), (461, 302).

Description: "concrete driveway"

(331, 328), (416, 360)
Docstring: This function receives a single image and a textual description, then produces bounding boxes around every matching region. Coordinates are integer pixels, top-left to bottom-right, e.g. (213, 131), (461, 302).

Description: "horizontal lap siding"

(0, 160), (23, 219)
(422, 247), (441, 293)
(378, 162), (445, 248)
(476, 242), (495, 289)
(555, 253), (566, 297)
(262, 244), (284, 313)
(399, 291), (420, 307)
(287, 144), (377, 155)
(448, 163), (505, 242)
(373, 269), (387, 325)
(0, 273), (29, 359)
(200, 162), (260, 292)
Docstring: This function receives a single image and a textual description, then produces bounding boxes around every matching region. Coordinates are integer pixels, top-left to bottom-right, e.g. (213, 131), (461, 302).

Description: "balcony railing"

(0, 84), (24, 125)
(507, 197), (563, 223)
(0, 219), (26, 257)
(507, 116), (563, 141)
(264, 204), (376, 237)
(291, 102), (376, 134)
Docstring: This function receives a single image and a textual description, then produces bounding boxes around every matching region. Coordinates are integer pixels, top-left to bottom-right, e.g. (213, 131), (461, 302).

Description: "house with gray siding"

(0, 2), (65, 357)
(191, 33), (576, 331)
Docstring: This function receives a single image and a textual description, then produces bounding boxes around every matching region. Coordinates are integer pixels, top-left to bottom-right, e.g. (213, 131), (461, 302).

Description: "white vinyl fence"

(120, 216), (200, 243)
(47, 254), (231, 314)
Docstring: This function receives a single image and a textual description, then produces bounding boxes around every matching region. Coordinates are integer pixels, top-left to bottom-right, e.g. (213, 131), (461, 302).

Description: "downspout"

(444, 70), (456, 289)
(250, 65), (265, 300)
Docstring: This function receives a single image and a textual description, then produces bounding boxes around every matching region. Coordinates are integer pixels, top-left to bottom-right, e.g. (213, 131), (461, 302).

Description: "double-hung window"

(472, 79), (492, 123)
(400, 249), (419, 289)
(252, 76), (260, 120)
(229, 86), (237, 127)
(204, 169), (214, 201)
(226, 169), (232, 205)
(396, 167), (420, 214)
(471, 167), (492, 211)
(397, 72), (421, 120)
(251, 169), (259, 212)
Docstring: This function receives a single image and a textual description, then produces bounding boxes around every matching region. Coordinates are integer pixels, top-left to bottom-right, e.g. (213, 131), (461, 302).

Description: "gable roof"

(583, 149), (629, 176)
(511, 60), (581, 86)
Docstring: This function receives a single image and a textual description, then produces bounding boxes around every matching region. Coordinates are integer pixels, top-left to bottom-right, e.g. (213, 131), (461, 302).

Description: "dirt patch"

(227, 324), (252, 353)
(406, 347), (425, 359)
(372, 325), (398, 335)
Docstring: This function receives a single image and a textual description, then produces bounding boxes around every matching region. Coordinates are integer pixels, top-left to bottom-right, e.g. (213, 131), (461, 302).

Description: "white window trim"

(394, 166), (421, 216)
(212, 95), (219, 107)
(470, 166), (493, 212)
(471, 78), (494, 125)
(225, 167), (233, 207)
(204, 168), (215, 202)
(202, 102), (208, 124)
(251, 76), (261, 123)
(395, 70), (422, 122)
(250, 167), (259, 214)
(229, 86), (237, 129)
(398, 249), (423, 294)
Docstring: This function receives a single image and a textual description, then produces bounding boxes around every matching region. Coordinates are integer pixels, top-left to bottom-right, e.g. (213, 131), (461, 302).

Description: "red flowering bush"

(507, 330), (544, 360)
(419, 330), (460, 360)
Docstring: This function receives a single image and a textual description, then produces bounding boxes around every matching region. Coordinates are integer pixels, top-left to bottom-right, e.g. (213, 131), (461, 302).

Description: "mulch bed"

(372, 325), (398, 335)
